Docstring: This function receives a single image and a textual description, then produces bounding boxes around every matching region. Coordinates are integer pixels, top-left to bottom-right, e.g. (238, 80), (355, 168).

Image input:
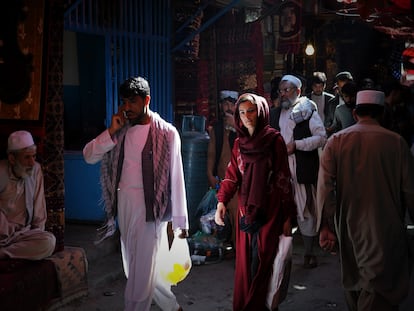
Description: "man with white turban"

(270, 74), (327, 269)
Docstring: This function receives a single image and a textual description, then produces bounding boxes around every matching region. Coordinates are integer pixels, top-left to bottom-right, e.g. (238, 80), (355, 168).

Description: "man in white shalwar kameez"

(270, 75), (327, 269)
(0, 130), (56, 260)
(83, 77), (188, 311)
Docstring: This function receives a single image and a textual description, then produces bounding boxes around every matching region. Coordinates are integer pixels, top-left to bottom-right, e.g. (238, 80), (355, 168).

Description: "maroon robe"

(217, 93), (296, 310)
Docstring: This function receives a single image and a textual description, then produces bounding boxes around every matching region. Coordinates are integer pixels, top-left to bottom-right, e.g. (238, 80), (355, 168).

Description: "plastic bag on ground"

(195, 189), (218, 221)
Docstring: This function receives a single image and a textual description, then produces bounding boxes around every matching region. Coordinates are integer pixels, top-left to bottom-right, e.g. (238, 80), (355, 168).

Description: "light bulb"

(305, 43), (315, 56)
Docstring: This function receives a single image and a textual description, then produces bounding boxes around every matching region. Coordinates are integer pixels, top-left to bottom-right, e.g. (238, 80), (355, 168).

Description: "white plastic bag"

(159, 230), (192, 286)
(266, 234), (293, 309)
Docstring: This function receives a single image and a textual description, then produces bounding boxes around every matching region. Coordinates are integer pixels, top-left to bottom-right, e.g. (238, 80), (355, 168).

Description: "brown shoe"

(303, 255), (317, 269)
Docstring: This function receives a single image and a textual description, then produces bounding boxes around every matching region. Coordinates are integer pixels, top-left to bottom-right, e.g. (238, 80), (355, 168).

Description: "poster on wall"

(277, 0), (302, 54)
(402, 46), (414, 81)
(0, 0), (48, 124)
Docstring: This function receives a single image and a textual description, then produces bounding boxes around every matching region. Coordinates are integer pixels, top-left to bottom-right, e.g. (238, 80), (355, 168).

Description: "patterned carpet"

(0, 247), (88, 311)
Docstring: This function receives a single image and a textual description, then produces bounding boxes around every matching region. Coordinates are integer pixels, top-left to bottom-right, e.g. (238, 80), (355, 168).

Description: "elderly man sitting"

(0, 130), (55, 260)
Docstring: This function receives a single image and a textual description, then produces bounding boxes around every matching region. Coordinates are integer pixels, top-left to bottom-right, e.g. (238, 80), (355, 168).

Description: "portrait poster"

(277, 0), (302, 54)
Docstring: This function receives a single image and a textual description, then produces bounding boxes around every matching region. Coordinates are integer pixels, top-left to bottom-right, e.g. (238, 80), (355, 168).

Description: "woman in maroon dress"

(215, 93), (296, 311)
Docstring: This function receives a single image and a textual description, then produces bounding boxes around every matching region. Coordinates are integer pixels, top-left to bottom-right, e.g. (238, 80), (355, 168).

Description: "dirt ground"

(61, 230), (414, 311)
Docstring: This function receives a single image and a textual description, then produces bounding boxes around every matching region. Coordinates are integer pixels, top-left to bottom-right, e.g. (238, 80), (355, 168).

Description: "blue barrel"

(180, 115), (210, 233)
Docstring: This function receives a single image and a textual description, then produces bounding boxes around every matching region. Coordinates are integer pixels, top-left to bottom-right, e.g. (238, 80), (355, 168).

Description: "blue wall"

(63, 1), (172, 222)
(64, 151), (105, 222)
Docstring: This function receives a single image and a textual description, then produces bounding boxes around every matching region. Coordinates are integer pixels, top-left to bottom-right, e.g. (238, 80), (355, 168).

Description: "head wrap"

(234, 93), (270, 137)
(233, 93), (280, 226)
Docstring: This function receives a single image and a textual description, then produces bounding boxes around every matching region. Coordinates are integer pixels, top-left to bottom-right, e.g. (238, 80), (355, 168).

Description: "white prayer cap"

(356, 90), (385, 106)
(219, 90), (239, 102)
(281, 74), (302, 89)
(8, 130), (35, 152)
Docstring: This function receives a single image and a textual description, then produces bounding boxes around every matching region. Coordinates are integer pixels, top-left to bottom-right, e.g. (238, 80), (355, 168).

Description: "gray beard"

(281, 98), (295, 109)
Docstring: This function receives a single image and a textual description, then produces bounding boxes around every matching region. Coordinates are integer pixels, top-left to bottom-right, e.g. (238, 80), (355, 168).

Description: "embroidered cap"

(219, 90), (239, 102)
(281, 74), (302, 89)
(7, 130), (35, 152)
(356, 90), (385, 106)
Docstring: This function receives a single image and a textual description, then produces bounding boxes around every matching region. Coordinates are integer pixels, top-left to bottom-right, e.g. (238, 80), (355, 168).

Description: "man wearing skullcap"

(207, 90), (239, 249)
(317, 90), (414, 310)
(0, 130), (56, 260)
(270, 74), (327, 269)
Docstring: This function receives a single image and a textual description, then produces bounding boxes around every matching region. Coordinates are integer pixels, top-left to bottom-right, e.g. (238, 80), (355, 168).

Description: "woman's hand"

(215, 202), (227, 226)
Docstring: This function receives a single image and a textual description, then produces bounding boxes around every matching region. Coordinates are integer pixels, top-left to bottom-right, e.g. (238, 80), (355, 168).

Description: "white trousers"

(121, 221), (179, 311)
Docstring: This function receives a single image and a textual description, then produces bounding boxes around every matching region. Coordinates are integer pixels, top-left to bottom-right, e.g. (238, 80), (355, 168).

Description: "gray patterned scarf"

(96, 111), (170, 243)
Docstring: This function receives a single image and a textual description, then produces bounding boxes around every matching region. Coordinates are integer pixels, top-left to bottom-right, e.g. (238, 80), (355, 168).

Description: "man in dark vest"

(270, 75), (327, 269)
(83, 76), (188, 311)
(207, 90), (238, 250)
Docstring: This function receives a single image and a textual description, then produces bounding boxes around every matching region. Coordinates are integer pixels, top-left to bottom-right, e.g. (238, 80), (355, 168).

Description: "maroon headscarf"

(234, 93), (280, 224)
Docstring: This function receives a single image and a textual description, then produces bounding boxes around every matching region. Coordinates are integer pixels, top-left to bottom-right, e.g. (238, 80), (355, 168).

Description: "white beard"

(13, 162), (33, 179)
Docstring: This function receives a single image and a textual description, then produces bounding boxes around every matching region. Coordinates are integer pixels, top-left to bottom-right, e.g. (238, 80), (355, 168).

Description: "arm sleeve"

(31, 163), (47, 230)
(169, 128), (189, 231)
(83, 130), (116, 164)
(295, 111), (327, 151)
(316, 138), (337, 230)
(330, 108), (341, 134)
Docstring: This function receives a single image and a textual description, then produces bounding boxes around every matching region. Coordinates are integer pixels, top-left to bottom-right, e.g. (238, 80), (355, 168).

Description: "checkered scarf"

(97, 112), (170, 243)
